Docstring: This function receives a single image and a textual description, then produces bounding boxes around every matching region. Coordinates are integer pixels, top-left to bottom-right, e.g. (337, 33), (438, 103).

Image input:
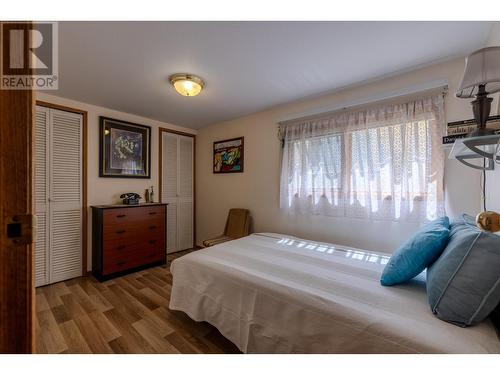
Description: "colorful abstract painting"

(213, 137), (244, 173)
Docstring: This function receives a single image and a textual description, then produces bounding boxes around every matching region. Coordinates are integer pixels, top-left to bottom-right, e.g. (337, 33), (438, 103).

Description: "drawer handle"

(149, 225), (157, 230)
(148, 212), (157, 215)
(149, 240), (157, 244)
(116, 229), (126, 234)
(116, 261), (126, 266)
(117, 245), (126, 250)
(116, 214), (126, 218)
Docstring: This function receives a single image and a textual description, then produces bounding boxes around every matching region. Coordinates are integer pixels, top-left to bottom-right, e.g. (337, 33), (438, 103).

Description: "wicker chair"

(202, 208), (250, 247)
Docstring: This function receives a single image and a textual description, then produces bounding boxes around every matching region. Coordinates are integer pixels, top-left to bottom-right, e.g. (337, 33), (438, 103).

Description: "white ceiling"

(54, 21), (494, 129)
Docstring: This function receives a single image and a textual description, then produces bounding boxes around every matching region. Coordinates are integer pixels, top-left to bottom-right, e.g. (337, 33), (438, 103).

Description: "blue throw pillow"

(380, 217), (450, 286)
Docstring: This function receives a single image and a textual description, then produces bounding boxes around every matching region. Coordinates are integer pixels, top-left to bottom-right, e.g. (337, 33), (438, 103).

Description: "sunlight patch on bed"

(275, 236), (390, 265)
(344, 250), (390, 265)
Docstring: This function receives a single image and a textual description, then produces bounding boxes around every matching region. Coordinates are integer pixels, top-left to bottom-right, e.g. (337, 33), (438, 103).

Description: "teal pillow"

(380, 217), (450, 286)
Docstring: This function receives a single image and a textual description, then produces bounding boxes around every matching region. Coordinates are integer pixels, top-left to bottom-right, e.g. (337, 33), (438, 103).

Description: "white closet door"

(35, 107), (50, 287)
(161, 132), (179, 253)
(161, 132), (194, 253)
(48, 109), (83, 284)
(177, 135), (194, 251)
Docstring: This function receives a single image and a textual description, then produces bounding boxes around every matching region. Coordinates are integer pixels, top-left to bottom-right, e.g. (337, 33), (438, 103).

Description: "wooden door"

(0, 65), (35, 352)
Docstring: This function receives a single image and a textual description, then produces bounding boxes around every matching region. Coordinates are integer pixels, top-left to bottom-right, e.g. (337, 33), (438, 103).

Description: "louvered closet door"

(161, 132), (178, 253)
(35, 105), (83, 287)
(35, 107), (50, 287)
(161, 132), (194, 253)
(177, 135), (194, 251)
(48, 109), (83, 283)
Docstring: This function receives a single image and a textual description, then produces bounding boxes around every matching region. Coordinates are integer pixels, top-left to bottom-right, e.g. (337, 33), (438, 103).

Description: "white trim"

(278, 80), (449, 125)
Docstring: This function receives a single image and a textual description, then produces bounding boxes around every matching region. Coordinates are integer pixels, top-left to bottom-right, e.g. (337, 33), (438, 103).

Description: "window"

(279, 94), (445, 222)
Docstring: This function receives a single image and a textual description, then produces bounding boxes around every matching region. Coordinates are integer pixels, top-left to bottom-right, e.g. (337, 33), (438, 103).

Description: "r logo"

(1, 22), (58, 89)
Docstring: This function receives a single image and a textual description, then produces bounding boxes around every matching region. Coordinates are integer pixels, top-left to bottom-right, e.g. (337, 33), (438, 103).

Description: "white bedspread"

(169, 233), (500, 353)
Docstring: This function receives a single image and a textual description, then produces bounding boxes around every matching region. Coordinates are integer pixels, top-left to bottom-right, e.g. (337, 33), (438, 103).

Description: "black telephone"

(120, 192), (141, 205)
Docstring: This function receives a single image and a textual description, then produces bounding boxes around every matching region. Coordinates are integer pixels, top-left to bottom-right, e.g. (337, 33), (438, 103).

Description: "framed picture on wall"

(99, 116), (151, 178)
(213, 137), (244, 173)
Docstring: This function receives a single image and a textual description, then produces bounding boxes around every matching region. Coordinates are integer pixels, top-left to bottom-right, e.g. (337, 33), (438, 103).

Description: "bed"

(168, 233), (500, 353)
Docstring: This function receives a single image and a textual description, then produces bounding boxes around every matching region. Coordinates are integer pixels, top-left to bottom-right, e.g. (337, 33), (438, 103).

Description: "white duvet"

(169, 233), (500, 353)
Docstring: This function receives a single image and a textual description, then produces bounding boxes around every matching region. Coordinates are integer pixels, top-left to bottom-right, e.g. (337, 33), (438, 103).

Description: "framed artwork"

(213, 137), (244, 173)
(99, 116), (151, 178)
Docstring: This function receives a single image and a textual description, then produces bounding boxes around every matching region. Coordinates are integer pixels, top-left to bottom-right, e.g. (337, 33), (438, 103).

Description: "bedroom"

(1, 0), (500, 372)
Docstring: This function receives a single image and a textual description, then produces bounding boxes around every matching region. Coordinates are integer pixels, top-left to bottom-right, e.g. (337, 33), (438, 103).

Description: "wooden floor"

(35, 249), (240, 354)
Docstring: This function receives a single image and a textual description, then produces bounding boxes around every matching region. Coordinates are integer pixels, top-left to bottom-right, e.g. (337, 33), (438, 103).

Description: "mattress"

(169, 233), (500, 353)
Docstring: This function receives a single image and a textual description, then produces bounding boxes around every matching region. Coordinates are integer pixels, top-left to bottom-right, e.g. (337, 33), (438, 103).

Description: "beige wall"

(196, 57), (494, 253)
(36, 92), (197, 271)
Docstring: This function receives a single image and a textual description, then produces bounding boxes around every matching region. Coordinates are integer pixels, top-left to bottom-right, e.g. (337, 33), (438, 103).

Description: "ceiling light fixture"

(169, 73), (205, 97)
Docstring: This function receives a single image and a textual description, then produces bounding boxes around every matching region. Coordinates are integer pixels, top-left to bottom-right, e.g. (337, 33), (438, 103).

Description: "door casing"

(0, 23), (35, 352)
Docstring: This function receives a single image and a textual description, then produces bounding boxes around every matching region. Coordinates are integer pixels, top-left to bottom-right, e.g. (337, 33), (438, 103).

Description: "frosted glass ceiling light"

(169, 73), (205, 97)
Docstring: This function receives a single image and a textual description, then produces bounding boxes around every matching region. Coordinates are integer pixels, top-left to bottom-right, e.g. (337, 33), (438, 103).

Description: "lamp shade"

(456, 46), (500, 98)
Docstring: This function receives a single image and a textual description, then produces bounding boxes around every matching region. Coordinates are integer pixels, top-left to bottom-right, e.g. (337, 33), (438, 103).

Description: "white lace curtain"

(279, 94), (446, 222)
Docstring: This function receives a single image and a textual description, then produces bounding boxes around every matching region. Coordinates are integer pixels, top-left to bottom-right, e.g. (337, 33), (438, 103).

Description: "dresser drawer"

(104, 243), (164, 261)
(103, 206), (165, 226)
(103, 233), (165, 259)
(103, 255), (164, 275)
(103, 216), (164, 241)
(103, 223), (165, 248)
(103, 246), (164, 275)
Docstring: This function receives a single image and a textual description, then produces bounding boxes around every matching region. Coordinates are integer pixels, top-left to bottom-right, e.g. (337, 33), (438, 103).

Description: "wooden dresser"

(91, 203), (167, 281)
